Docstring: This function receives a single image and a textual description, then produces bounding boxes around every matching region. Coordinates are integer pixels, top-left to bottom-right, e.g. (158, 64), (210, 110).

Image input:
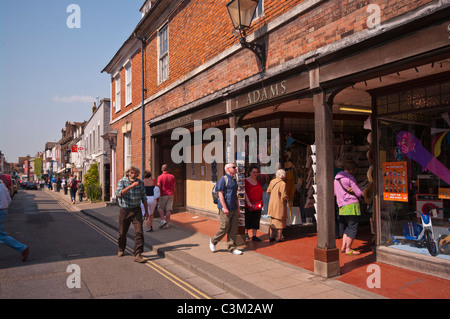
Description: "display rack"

(236, 160), (246, 239)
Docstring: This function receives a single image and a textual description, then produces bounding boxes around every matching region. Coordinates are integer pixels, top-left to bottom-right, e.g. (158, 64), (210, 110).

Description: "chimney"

(92, 102), (96, 114)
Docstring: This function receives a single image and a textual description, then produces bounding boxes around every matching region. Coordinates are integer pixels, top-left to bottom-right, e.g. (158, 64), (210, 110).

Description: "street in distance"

(177, 303), (274, 316)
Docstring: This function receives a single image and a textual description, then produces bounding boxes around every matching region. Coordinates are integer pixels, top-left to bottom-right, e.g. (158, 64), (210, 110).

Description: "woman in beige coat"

(267, 169), (289, 242)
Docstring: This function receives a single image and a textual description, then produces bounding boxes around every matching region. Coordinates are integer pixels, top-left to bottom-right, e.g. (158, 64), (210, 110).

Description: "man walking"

(0, 180), (29, 261)
(116, 166), (149, 263)
(157, 164), (175, 229)
(210, 163), (242, 255)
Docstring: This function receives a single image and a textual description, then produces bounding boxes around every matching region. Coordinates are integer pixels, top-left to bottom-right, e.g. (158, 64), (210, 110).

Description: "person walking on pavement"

(157, 164), (175, 229)
(68, 175), (78, 204)
(334, 160), (365, 255)
(140, 170), (160, 232)
(116, 166), (149, 263)
(0, 180), (29, 262)
(267, 169), (289, 242)
(210, 163), (243, 255)
(77, 179), (84, 202)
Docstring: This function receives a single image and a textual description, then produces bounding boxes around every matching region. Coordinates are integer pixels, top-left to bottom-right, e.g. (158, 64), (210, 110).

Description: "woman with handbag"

(334, 160), (365, 255)
(244, 165), (264, 242)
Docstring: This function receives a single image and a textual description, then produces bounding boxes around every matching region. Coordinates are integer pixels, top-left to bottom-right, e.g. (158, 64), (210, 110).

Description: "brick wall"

(139, 0), (434, 119)
(108, 0), (436, 179)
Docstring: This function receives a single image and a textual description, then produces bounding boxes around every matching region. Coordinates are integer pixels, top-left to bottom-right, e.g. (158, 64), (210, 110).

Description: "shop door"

(160, 146), (185, 211)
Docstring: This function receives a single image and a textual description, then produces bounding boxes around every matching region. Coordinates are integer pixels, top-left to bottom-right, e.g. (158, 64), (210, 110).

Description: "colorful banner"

(382, 161), (408, 202)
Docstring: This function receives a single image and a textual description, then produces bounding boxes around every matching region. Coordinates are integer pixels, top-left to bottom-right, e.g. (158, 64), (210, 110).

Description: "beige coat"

(267, 177), (289, 229)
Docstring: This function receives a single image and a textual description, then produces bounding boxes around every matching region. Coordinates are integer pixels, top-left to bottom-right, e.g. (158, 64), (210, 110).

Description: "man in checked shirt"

(116, 166), (149, 263)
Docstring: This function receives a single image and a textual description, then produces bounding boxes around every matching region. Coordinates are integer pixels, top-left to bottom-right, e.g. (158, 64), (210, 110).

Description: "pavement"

(47, 189), (450, 299)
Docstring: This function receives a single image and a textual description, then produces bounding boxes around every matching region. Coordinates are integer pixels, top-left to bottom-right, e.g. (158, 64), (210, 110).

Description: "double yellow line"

(56, 196), (211, 299)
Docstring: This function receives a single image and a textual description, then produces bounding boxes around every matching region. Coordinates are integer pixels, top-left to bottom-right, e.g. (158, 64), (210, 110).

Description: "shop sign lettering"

(246, 81), (287, 106)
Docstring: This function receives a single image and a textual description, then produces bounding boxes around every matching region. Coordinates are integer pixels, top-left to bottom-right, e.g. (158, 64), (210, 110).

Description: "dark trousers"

(118, 206), (144, 256)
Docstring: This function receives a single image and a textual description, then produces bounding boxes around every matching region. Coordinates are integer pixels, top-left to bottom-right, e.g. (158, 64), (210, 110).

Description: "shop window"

(377, 105), (450, 258)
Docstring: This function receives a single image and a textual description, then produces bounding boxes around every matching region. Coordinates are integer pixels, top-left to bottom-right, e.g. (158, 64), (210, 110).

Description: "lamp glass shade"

(226, 0), (259, 29)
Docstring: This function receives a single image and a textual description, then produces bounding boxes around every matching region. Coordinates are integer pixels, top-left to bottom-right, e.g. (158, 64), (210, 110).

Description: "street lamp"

(226, 0), (265, 67)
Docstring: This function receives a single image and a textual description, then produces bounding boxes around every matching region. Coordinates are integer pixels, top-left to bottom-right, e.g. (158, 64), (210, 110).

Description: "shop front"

(372, 73), (450, 279)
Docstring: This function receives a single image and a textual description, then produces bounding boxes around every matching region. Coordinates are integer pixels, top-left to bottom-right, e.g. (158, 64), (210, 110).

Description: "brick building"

(103, 0), (450, 278)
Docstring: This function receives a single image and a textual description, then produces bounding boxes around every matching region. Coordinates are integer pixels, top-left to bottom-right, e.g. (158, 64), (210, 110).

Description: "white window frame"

(254, 0), (264, 20)
(124, 133), (132, 170)
(158, 23), (169, 84)
(114, 74), (121, 112)
(97, 122), (101, 152)
(125, 62), (132, 106)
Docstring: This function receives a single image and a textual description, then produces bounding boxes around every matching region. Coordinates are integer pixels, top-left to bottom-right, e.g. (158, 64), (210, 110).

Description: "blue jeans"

(0, 209), (27, 253)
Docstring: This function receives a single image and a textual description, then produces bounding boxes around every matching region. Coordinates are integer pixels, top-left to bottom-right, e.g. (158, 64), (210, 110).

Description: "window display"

(376, 81), (450, 259)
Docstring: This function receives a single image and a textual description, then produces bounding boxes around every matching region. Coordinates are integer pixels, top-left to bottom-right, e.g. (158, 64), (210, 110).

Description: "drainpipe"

(134, 33), (146, 178)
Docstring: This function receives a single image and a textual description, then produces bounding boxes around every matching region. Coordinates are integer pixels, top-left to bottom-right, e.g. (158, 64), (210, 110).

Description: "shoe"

(118, 250), (125, 257)
(21, 246), (30, 262)
(146, 226), (153, 232)
(159, 220), (167, 229)
(230, 249), (243, 255)
(134, 254), (146, 263)
(269, 237), (276, 242)
(245, 234), (250, 240)
(252, 236), (262, 242)
(209, 239), (216, 253)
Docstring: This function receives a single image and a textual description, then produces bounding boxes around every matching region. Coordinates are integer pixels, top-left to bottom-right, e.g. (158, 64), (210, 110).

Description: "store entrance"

(158, 136), (186, 212)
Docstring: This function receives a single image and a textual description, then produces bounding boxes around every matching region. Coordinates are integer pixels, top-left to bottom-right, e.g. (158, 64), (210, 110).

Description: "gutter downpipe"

(134, 33), (146, 179)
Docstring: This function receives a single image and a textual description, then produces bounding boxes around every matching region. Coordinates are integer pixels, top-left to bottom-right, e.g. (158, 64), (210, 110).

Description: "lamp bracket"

(239, 36), (265, 68)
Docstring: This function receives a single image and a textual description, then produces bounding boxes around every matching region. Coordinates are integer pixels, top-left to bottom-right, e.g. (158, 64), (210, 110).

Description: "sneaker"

(230, 249), (243, 255)
(134, 254), (146, 263)
(159, 220), (167, 229)
(209, 239), (216, 253)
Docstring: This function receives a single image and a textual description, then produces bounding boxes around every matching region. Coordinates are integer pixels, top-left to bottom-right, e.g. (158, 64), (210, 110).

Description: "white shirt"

(0, 181), (11, 209)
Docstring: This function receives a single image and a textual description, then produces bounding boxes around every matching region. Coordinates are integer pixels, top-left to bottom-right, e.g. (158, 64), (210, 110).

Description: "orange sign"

(71, 145), (78, 152)
(382, 161), (408, 202)
(438, 188), (450, 199)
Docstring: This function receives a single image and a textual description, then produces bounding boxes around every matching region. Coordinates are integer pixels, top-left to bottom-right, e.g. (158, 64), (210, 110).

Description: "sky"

(0, 0), (144, 163)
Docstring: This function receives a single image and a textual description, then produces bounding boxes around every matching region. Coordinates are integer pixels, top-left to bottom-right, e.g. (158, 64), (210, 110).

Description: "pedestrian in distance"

(267, 169), (289, 243)
(334, 160), (365, 255)
(140, 170), (160, 232)
(244, 165), (263, 242)
(62, 177), (68, 195)
(68, 175), (78, 204)
(0, 180), (29, 262)
(77, 179), (84, 202)
(210, 163), (243, 255)
(116, 166), (149, 263)
(157, 164), (175, 229)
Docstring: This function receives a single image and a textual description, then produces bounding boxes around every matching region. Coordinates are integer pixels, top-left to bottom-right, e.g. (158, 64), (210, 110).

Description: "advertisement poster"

(382, 161), (408, 202)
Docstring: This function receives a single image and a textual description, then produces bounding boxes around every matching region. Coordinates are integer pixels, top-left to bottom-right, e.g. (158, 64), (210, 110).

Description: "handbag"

(248, 200), (263, 211)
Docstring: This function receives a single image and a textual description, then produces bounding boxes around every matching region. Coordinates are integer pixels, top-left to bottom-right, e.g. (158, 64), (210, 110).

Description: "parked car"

(26, 182), (38, 190)
(0, 174), (14, 197)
